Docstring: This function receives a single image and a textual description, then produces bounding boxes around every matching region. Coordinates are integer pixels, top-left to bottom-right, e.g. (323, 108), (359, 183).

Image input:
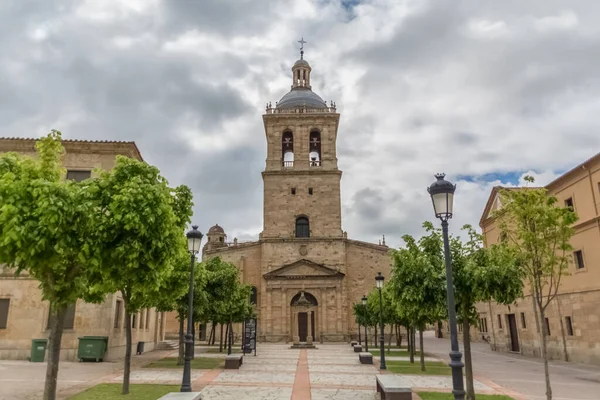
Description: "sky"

(1, 0), (599, 248)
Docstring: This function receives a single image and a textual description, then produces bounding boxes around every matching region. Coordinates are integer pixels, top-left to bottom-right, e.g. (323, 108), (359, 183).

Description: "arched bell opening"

(309, 130), (321, 166)
(282, 131), (294, 167)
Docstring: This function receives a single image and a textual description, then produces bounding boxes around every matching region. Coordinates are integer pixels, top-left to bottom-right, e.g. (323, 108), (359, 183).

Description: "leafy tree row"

(0, 132), (194, 399)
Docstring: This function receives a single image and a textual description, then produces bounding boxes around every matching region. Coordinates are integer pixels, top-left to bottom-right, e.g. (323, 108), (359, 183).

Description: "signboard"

(243, 318), (257, 355)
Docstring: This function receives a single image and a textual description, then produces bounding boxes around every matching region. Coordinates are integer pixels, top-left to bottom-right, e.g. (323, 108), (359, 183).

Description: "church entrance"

(298, 312), (308, 341)
(291, 291), (318, 344)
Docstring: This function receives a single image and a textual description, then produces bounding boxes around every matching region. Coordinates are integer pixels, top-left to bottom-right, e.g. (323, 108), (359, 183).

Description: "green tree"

(390, 228), (447, 371)
(87, 156), (193, 394)
(452, 225), (524, 400)
(0, 131), (107, 400)
(495, 177), (576, 400)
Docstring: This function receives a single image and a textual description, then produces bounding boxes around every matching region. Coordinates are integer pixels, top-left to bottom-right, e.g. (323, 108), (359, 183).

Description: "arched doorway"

(290, 291), (318, 344)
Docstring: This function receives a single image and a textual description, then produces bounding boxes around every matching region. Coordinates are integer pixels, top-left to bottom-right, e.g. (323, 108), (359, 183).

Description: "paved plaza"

(2, 336), (600, 399)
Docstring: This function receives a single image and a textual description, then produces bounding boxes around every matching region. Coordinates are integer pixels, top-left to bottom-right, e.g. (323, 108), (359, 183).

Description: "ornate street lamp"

(428, 173), (464, 400)
(180, 225), (203, 393)
(375, 272), (386, 370)
(361, 295), (368, 352)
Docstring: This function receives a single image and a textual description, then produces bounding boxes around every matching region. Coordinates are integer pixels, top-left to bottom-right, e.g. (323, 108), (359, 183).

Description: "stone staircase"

(156, 340), (179, 350)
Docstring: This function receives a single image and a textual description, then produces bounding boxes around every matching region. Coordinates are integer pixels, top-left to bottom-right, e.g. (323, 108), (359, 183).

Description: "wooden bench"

(225, 354), (243, 369)
(359, 352), (373, 364)
(350, 340), (358, 347)
(376, 375), (412, 400)
(353, 344), (363, 353)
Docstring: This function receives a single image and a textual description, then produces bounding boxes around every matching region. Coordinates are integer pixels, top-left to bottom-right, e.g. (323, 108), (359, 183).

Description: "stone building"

(0, 138), (167, 360)
(471, 152), (600, 365)
(167, 52), (392, 343)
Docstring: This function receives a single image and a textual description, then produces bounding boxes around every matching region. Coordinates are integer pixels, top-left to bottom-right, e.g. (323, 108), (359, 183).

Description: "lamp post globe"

(361, 295), (368, 352)
(427, 173), (456, 221)
(181, 225), (203, 392)
(427, 174), (464, 400)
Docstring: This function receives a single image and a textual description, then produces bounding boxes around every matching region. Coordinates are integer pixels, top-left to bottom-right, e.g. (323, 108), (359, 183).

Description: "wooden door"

(507, 314), (520, 352)
(298, 312), (308, 342)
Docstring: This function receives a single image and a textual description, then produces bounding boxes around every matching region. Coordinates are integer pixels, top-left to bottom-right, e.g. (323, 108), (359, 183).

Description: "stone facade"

(0, 138), (167, 361)
(165, 54), (392, 343)
(472, 152), (600, 365)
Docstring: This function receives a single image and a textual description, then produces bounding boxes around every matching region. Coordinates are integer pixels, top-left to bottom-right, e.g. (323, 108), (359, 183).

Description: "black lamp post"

(361, 295), (368, 352)
(358, 308), (362, 345)
(375, 272), (386, 370)
(428, 173), (465, 400)
(180, 225), (203, 393)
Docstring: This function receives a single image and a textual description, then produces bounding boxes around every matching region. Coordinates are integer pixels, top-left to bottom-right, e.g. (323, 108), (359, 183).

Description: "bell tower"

(261, 46), (342, 240)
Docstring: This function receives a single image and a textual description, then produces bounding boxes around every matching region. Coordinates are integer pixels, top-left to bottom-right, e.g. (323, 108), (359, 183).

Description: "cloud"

(1, 0), (599, 249)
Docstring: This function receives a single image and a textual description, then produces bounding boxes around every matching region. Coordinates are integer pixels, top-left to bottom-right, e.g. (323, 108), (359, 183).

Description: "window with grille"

(48, 303), (76, 330)
(0, 299), (9, 329)
(521, 312), (526, 329)
(566, 317), (574, 336)
(114, 300), (122, 328)
(66, 170), (91, 182)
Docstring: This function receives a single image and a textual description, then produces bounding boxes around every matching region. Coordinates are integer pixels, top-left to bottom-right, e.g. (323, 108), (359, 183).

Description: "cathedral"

(201, 49), (392, 343)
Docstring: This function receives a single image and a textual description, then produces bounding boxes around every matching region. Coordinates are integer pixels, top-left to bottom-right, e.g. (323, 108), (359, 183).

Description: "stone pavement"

(422, 332), (600, 400)
(186, 343), (501, 400)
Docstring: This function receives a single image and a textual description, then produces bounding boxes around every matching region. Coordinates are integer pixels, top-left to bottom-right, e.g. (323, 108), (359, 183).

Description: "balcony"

(310, 160), (321, 167)
(283, 161), (294, 168)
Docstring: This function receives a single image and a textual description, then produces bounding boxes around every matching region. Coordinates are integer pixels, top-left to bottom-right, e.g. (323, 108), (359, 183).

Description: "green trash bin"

(77, 336), (108, 362)
(30, 339), (48, 362)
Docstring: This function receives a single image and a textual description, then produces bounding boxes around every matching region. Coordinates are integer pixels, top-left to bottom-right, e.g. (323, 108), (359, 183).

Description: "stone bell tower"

(261, 47), (342, 240)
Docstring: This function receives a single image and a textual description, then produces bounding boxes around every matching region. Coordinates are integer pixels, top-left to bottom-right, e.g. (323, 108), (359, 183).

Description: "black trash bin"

(136, 341), (145, 355)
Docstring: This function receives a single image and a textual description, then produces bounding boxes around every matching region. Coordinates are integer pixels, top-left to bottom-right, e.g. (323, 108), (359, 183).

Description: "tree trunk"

(556, 299), (568, 362)
(177, 312), (184, 365)
(228, 321), (233, 355)
(398, 325), (402, 349)
(374, 325), (377, 347)
(224, 323), (229, 353)
(488, 302), (497, 351)
(409, 327), (415, 364)
(219, 324), (224, 352)
(437, 321), (443, 338)
(387, 324), (392, 353)
(419, 328), (425, 372)
(532, 295), (542, 356)
(463, 320), (475, 400)
(122, 309), (133, 394)
(540, 308), (553, 400)
(209, 323), (215, 345)
(43, 304), (67, 400)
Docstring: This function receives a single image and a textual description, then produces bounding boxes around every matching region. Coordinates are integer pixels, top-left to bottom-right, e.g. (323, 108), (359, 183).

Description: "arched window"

(282, 131), (294, 167)
(309, 130), (321, 166)
(295, 216), (310, 238)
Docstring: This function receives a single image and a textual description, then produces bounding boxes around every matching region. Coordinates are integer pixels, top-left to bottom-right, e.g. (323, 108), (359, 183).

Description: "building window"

(574, 250), (585, 269)
(291, 188), (296, 195)
(308, 188), (313, 195)
(479, 318), (488, 333)
(309, 130), (321, 166)
(114, 300), (122, 328)
(564, 197), (574, 210)
(521, 312), (527, 329)
(0, 299), (9, 329)
(132, 313), (137, 329)
(250, 286), (258, 305)
(282, 131), (294, 167)
(146, 309), (151, 330)
(140, 309), (145, 330)
(48, 303), (76, 330)
(544, 318), (551, 336)
(66, 170), (91, 182)
(566, 317), (574, 336)
(497, 314), (503, 329)
(295, 216), (310, 238)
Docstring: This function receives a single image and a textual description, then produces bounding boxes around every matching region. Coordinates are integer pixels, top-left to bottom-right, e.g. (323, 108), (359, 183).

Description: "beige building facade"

(0, 138), (167, 361)
(166, 53), (392, 343)
(473, 152), (600, 365)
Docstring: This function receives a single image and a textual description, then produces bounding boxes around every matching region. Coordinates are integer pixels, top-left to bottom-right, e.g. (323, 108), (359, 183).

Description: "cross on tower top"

(298, 37), (307, 59)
